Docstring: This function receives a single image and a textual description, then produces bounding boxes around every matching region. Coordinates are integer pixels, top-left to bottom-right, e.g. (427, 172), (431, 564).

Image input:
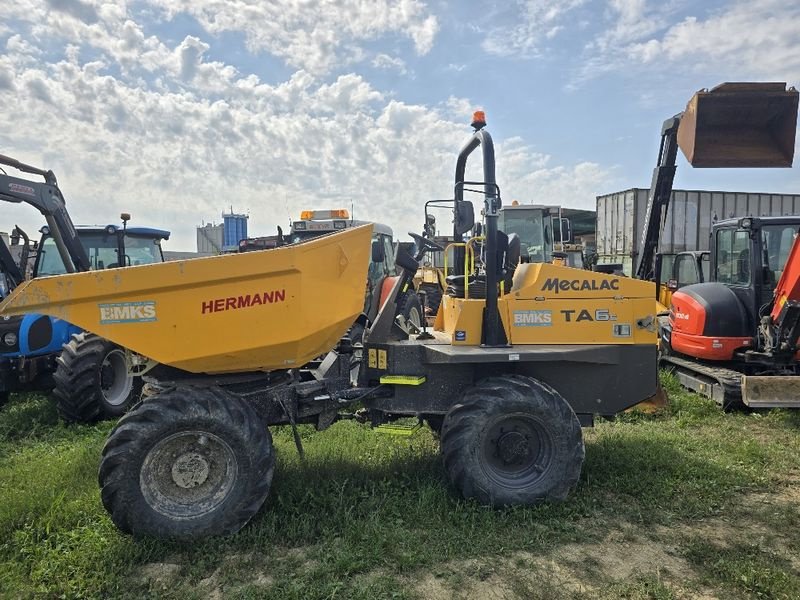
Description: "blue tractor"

(0, 218), (170, 421)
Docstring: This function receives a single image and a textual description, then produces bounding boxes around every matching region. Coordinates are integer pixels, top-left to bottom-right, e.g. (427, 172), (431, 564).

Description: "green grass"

(1, 374), (800, 599)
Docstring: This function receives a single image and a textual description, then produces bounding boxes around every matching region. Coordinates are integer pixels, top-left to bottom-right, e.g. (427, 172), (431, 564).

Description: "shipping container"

(596, 188), (800, 276)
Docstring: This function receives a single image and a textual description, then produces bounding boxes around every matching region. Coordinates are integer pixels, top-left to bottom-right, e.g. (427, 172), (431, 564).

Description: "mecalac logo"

(541, 278), (620, 294)
(513, 310), (552, 327)
(99, 301), (157, 324)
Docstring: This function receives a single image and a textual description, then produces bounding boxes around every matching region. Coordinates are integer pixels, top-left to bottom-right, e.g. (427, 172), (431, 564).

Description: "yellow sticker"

(368, 348), (377, 368)
(378, 349), (387, 370)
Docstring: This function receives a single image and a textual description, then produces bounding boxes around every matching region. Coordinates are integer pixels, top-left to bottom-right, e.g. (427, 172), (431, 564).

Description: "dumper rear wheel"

(53, 333), (142, 423)
(441, 375), (584, 507)
(98, 386), (274, 538)
(401, 293), (423, 329)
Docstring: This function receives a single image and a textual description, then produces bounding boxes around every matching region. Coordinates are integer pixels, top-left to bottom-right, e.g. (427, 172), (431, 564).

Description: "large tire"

(400, 293), (423, 330)
(98, 386), (274, 539)
(53, 332), (142, 423)
(441, 375), (584, 507)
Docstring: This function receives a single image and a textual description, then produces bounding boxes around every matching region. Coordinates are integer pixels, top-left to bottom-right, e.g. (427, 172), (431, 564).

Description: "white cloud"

(576, 0), (800, 85)
(372, 54), (408, 75)
(147, 0), (439, 75)
(482, 0), (586, 58)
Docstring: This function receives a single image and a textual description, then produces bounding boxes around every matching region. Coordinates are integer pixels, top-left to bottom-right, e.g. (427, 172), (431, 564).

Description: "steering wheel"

(409, 232), (445, 253)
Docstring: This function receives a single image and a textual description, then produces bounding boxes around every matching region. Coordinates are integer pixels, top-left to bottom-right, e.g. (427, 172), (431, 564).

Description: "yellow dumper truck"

(2, 85), (788, 539)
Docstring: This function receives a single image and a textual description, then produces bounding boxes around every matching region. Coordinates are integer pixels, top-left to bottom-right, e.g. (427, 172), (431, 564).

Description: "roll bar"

(454, 118), (507, 346)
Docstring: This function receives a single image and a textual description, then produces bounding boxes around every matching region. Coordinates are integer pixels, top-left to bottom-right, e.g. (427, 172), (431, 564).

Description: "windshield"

(37, 233), (163, 276)
(500, 209), (551, 262)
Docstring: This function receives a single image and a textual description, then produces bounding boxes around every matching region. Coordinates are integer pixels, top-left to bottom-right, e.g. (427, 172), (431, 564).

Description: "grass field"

(2, 374), (800, 599)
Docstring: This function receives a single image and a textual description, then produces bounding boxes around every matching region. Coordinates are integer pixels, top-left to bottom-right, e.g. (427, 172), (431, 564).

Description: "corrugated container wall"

(596, 188), (800, 275)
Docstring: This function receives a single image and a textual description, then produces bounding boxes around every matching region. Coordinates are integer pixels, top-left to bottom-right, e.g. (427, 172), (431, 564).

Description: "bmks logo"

(513, 310), (552, 327)
(99, 301), (157, 324)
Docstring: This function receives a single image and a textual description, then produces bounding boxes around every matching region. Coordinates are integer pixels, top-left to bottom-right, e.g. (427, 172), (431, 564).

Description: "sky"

(1, 0), (799, 251)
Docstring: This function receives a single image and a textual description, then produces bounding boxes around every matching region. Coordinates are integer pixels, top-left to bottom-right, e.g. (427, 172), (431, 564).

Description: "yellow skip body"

(0, 225), (372, 374)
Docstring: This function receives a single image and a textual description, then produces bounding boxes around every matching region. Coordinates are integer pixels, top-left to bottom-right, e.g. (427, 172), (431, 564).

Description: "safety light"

(105, 225), (117, 235)
(333, 220), (347, 229)
(299, 209), (350, 220)
(40, 226), (50, 235)
(740, 217), (753, 229)
(3, 331), (17, 347)
(293, 221), (307, 230)
(471, 110), (486, 129)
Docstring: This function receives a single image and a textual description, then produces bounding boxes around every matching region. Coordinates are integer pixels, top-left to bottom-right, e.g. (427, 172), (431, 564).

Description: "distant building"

(197, 223), (223, 254)
(222, 210), (248, 252)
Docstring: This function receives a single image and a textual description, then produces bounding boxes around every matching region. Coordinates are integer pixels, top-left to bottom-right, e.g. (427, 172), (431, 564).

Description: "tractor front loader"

(1, 115), (659, 540)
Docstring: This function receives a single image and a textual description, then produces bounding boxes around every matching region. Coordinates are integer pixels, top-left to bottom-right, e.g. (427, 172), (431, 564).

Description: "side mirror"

(424, 214), (436, 238)
(454, 200), (474, 236)
(371, 240), (385, 263)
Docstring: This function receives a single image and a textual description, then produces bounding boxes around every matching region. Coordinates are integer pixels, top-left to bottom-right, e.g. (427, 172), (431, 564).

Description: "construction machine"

(0, 113), (659, 539)
(241, 209), (424, 329)
(627, 83), (799, 408)
(0, 154), (170, 418)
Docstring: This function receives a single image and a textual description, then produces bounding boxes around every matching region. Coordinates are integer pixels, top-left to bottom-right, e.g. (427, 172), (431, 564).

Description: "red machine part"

(669, 290), (752, 361)
(379, 275), (399, 309)
(770, 234), (800, 322)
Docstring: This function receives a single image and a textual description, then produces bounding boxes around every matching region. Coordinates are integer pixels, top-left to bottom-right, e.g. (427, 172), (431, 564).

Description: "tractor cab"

(35, 221), (169, 276)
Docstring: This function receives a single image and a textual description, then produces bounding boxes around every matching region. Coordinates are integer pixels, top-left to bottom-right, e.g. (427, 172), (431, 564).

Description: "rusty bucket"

(677, 82), (799, 168)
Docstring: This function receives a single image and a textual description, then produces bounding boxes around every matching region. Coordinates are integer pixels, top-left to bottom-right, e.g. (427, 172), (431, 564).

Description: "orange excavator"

(656, 83), (800, 408)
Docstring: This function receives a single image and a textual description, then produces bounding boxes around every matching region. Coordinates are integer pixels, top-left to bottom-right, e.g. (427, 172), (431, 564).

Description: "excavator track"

(659, 354), (743, 409)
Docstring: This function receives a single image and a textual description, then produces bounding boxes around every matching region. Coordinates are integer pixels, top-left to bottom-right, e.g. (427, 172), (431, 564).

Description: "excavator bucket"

(0, 225), (372, 374)
(677, 82), (798, 167)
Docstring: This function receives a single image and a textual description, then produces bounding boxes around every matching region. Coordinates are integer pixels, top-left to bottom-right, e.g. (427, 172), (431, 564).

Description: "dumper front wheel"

(441, 375), (584, 507)
(54, 333), (142, 423)
(99, 386), (274, 538)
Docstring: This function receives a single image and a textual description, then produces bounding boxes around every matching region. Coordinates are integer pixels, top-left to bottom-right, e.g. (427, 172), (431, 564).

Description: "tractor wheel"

(400, 293), (423, 330)
(98, 386), (274, 539)
(53, 333), (142, 423)
(420, 282), (442, 316)
(441, 375), (584, 507)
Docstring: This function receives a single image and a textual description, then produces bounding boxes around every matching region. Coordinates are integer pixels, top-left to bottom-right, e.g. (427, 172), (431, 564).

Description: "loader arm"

(635, 116), (681, 282)
(0, 154), (90, 273)
(0, 237), (23, 291)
